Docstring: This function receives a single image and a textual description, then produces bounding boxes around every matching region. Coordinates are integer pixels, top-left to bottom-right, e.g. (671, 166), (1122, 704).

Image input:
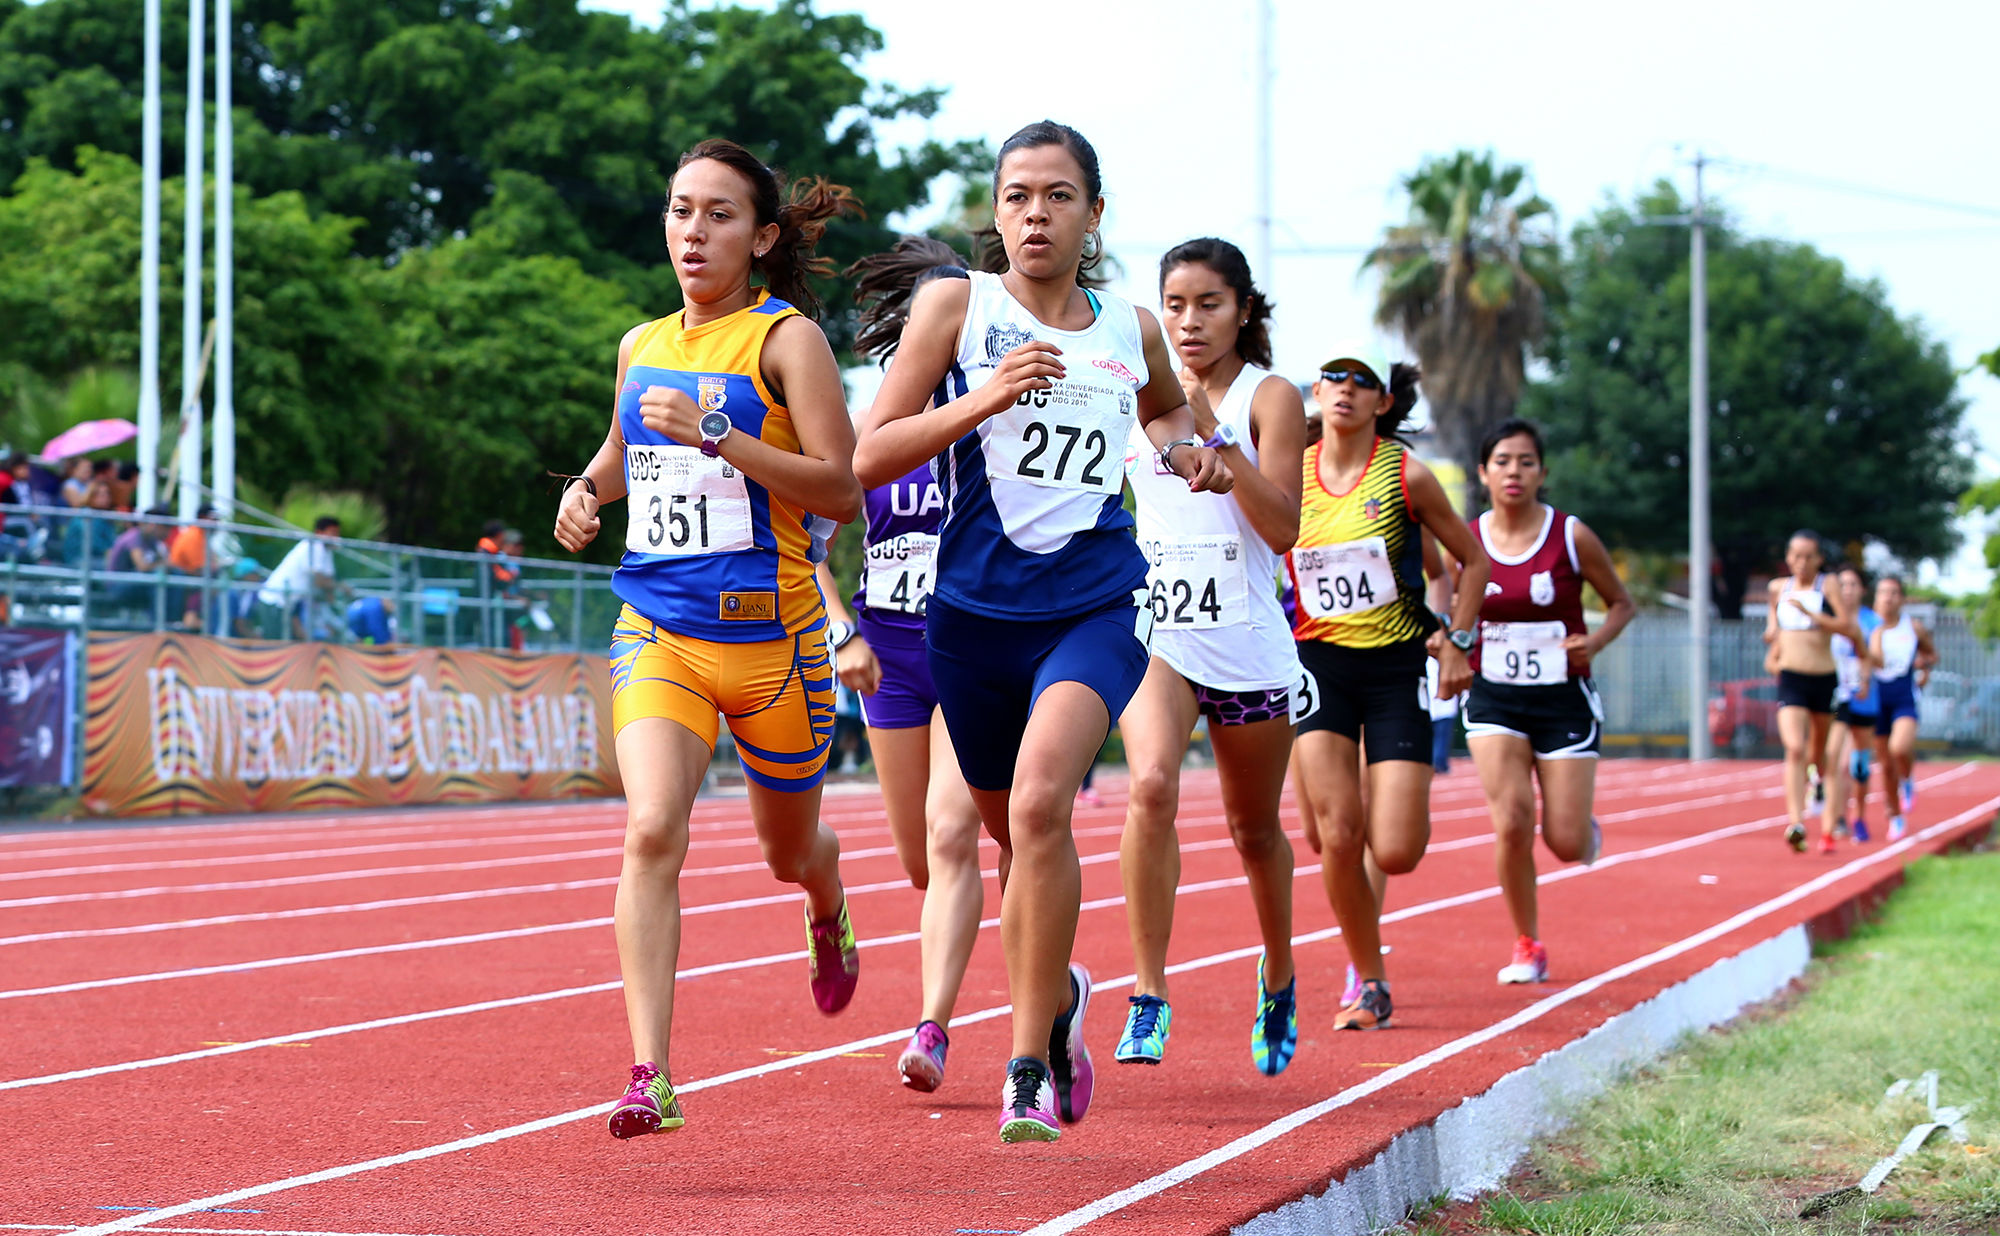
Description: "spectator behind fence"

(346, 594), (398, 645)
(60, 459), (113, 564)
(0, 454), (40, 558)
(110, 460), (140, 512)
(168, 505), (217, 629)
(258, 516), (344, 640)
(217, 557), (266, 638)
(478, 522), (529, 652)
(104, 506), (171, 609)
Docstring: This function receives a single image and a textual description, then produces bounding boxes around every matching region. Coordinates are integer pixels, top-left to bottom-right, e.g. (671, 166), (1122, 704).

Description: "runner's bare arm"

(554, 323), (641, 553)
(1134, 309), (1230, 494)
(1763, 579), (1783, 644)
(1406, 460), (1488, 636)
(1571, 520), (1637, 659)
(1219, 374), (1305, 553)
(853, 279), (1027, 487)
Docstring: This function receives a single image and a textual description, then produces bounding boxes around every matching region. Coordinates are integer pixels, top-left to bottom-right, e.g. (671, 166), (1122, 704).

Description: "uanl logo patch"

(697, 376), (728, 413)
(985, 323), (1035, 362)
(719, 592), (776, 621)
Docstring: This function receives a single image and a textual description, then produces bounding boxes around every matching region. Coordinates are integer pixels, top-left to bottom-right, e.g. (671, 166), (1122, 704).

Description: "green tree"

(1524, 183), (1972, 615)
(0, 0), (985, 338)
(0, 149), (390, 501)
(1365, 150), (1561, 497)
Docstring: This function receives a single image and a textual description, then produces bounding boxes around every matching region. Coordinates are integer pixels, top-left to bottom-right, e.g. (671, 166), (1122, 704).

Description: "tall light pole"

(137, 0), (162, 509)
(1687, 152), (1712, 760)
(212, 0), (234, 517)
(177, 0), (205, 521)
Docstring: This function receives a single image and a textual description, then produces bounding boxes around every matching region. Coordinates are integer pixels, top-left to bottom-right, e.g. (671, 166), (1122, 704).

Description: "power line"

(1714, 159), (2000, 221)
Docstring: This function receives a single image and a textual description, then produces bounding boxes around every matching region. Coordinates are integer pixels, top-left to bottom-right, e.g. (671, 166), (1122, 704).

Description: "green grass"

(1410, 845), (2000, 1235)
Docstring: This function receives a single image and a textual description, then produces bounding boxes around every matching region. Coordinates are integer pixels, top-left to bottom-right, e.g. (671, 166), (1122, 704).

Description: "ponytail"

(845, 236), (969, 363)
(1376, 362), (1423, 442)
(670, 139), (864, 321)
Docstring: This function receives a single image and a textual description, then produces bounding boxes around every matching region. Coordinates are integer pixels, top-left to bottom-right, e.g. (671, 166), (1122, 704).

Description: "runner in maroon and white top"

(1454, 419), (1634, 985)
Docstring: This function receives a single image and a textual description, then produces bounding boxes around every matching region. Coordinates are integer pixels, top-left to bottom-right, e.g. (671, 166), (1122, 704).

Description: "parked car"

(1710, 678), (1781, 754)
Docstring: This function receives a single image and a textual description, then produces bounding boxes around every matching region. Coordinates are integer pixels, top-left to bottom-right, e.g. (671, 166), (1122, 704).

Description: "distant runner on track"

(813, 235), (985, 1095)
(854, 120), (1231, 1143)
(551, 139), (866, 1140)
(1869, 574), (1938, 841)
(1455, 419), (1635, 984)
(1115, 237), (1308, 1076)
(1762, 531), (1855, 852)
(1825, 564), (1882, 847)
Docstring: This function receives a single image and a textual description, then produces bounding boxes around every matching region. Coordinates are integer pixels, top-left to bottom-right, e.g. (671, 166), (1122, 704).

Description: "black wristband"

(563, 474), (598, 499)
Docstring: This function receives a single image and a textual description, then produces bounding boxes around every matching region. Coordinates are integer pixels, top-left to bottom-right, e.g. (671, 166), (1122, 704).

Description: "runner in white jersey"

(1869, 575), (1938, 840)
(1114, 238), (1307, 1076)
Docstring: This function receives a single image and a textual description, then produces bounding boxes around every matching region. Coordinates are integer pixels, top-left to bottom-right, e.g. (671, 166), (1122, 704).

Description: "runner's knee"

(623, 803), (689, 870)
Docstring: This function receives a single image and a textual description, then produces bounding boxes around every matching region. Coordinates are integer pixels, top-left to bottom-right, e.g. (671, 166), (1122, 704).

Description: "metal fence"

(0, 503), (621, 654)
(1593, 610), (2000, 755)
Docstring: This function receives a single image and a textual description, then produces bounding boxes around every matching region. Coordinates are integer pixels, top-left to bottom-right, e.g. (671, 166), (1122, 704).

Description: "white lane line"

(0, 808), (1253, 945)
(0, 762), (1931, 1001)
(0, 827), (643, 883)
(0, 833), (1245, 1004)
(52, 773), (1953, 1236)
(1, 1226), (475, 1236)
(1020, 793), (2000, 1236)
(0, 764), (1900, 1086)
(0, 760), (1723, 866)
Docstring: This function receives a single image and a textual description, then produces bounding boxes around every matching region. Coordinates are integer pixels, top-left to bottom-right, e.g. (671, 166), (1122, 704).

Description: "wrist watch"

(698, 411), (732, 458)
(1447, 627), (1476, 652)
(1202, 423), (1238, 450)
(1157, 437), (1202, 474)
(827, 620), (856, 651)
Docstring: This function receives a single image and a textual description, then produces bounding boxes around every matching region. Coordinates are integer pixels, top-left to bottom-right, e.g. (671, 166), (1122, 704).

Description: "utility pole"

(177, 0), (205, 521)
(137, 0), (162, 509)
(1688, 152), (1712, 761)
(213, 0), (234, 517)
(1252, 0), (1273, 281)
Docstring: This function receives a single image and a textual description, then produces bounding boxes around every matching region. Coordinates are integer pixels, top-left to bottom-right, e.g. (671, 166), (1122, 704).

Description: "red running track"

(2, 758), (1994, 1236)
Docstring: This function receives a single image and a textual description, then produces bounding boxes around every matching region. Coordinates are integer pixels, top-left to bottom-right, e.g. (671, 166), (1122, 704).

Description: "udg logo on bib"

(697, 376), (728, 413)
(985, 323), (1035, 362)
(1530, 570), (1556, 606)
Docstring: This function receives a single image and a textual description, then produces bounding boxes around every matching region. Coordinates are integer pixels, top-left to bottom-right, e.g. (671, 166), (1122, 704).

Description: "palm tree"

(1365, 151), (1561, 505)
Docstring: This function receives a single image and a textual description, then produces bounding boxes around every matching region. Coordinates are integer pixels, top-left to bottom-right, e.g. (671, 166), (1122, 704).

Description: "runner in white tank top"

(1114, 239), (1307, 1076)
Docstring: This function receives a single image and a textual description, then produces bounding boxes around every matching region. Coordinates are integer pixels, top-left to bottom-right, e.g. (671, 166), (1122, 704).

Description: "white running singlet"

(1125, 363), (1299, 692)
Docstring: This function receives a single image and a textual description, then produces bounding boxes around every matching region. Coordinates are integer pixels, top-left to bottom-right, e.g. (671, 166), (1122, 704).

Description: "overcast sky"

(586, 0), (2000, 587)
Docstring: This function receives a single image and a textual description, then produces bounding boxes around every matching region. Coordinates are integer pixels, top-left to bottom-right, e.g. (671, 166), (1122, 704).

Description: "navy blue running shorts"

(927, 592), (1152, 792)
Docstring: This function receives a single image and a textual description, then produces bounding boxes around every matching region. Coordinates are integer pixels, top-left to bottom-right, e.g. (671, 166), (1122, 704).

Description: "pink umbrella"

(41, 418), (138, 459)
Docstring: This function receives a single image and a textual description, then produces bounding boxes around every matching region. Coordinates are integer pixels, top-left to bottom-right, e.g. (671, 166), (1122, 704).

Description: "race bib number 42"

(1144, 536), (1249, 630)
(1293, 537), (1396, 620)
(986, 378), (1133, 496)
(1480, 620), (1570, 685)
(625, 444), (754, 557)
(863, 533), (938, 615)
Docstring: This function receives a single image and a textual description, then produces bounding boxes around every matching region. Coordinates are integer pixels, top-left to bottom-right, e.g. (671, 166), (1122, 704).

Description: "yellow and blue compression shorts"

(607, 605), (836, 792)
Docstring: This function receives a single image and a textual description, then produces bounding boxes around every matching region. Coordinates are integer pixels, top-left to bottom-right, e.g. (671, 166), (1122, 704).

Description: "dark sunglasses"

(1318, 368), (1381, 390)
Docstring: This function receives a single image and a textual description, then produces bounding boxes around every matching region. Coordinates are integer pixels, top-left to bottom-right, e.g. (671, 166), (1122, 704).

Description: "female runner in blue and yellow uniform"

(552, 139), (866, 1140)
(855, 121), (1230, 1143)
(1288, 344), (1489, 1032)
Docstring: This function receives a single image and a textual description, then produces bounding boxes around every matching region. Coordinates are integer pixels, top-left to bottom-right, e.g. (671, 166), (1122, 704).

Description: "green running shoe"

(1251, 956), (1298, 1076)
(1115, 993), (1171, 1065)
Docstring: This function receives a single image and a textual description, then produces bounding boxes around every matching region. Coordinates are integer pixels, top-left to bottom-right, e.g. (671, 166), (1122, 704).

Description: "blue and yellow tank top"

(612, 291), (827, 643)
(1287, 437), (1429, 648)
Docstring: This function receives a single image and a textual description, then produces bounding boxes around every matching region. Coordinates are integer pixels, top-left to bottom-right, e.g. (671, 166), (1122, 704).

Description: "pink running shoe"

(1048, 963), (1094, 1124)
(998, 1057), (1060, 1143)
(805, 899), (859, 1015)
(897, 1020), (949, 1092)
(607, 1061), (684, 1139)
(1497, 935), (1549, 984)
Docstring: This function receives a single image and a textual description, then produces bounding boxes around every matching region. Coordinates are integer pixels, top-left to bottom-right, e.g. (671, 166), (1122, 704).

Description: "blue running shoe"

(1115, 993), (1171, 1065)
(1852, 816), (1872, 844)
(1251, 956), (1298, 1077)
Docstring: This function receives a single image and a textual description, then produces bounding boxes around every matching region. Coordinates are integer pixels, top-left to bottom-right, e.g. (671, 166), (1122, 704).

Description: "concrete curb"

(1234, 813), (1997, 1236)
